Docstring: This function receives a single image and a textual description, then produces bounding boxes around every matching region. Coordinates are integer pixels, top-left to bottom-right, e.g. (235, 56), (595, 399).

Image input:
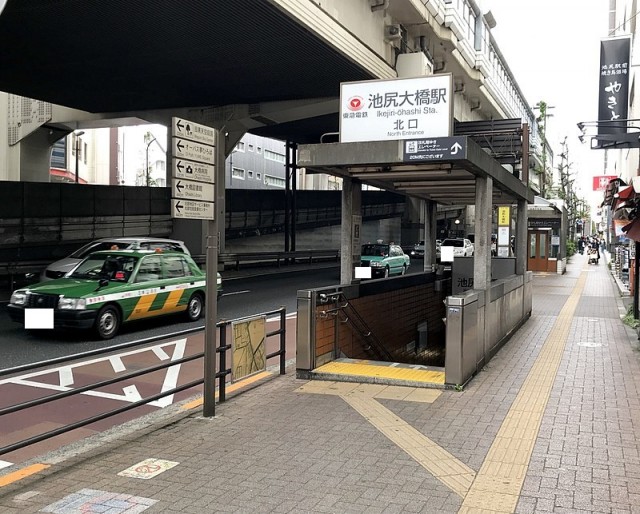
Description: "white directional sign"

(172, 199), (214, 220)
(172, 138), (215, 164)
(170, 117), (215, 223)
(173, 178), (214, 202)
(172, 158), (215, 185)
(172, 117), (215, 146)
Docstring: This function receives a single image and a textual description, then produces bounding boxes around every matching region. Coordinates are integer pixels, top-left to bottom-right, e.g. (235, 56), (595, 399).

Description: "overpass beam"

(340, 177), (362, 285)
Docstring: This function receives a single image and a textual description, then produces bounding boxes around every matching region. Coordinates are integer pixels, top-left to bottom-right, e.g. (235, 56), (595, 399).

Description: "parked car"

(360, 243), (410, 278)
(410, 241), (425, 259)
(41, 237), (191, 281)
(8, 249), (220, 340)
(440, 238), (474, 258)
(410, 240), (442, 260)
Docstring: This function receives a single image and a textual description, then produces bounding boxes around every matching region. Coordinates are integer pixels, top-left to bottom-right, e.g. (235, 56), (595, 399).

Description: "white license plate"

(24, 308), (54, 329)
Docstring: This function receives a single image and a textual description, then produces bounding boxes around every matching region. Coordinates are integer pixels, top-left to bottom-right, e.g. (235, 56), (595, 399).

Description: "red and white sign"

(340, 74), (453, 143)
(593, 175), (618, 191)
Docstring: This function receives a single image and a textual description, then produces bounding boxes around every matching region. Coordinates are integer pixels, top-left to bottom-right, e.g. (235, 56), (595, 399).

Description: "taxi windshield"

(361, 244), (388, 257)
(68, 254), (138, 282)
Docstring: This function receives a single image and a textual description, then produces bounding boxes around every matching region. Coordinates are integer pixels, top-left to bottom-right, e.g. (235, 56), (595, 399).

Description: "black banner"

(598, 37), (631, 135)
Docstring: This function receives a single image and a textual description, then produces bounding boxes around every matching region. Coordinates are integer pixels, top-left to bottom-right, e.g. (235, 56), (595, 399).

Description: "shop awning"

(622, 217), (640, 241)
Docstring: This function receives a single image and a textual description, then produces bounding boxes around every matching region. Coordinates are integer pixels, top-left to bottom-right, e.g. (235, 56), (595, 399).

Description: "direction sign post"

(170, 117), (217, 417)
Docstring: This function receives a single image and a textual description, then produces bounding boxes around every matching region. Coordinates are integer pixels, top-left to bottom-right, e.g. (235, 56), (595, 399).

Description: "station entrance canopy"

(297, 130), (534, 206)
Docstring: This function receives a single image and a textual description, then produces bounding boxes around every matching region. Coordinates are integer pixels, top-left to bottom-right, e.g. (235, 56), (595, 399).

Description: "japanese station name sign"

(170, 117), (215, 220)
(340, 74), (453, 143)
(402, 136), (466, 162)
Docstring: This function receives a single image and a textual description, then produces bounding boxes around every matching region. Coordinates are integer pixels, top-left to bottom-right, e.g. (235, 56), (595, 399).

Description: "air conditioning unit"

(384, 24), (402, 41)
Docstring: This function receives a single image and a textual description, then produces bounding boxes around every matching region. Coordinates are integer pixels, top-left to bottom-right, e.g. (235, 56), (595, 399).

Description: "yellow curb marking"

(315, 361), (445, 384)
(180, 370), (272, 411)
(0, 463), (50, 487)
(459, 269), (587, 513)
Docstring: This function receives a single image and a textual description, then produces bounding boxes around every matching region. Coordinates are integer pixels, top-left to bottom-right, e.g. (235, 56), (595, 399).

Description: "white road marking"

(222, 290), (250, 296)
(58, 366), (74, 387)
(0, 338), (189, 408)
(109, 356), (126, 373)
(152, 346), (171, 360)
(0, 460), (13, 470)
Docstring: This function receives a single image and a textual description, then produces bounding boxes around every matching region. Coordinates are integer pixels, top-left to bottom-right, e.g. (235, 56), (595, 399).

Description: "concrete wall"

(225, 217), (402, 253)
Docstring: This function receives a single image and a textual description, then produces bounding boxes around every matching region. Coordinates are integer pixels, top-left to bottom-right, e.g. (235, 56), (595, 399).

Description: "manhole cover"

(577, 341), (602, 348)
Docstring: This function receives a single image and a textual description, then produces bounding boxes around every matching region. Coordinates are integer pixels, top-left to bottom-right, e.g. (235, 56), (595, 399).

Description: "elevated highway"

(0, 0), (545, 256)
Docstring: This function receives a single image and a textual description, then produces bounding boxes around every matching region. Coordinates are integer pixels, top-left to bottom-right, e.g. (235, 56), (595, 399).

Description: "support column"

(340, 177), (362, 285)
(515, 199), (528, 275)
(423, 200), (437, 272)
(474, 176), (492, 290)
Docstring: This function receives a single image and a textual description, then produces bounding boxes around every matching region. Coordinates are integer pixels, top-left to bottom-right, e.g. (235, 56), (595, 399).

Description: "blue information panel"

(403, 136), (467, 162)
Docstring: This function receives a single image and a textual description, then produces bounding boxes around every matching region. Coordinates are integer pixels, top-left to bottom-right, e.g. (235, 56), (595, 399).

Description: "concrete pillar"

(473, 176), (492, 290)
(515, 199), (528, 275)
(423, 200), (437, 271)
(19, 129), (55, 182)
(402, 196), (422, 246)
(340, 177), (362, 284)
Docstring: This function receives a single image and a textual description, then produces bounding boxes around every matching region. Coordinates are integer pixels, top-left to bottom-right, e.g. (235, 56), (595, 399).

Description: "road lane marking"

(0, 338), (189, 408)
(108, 356), (126, 373)
(221, 290), (250, 296)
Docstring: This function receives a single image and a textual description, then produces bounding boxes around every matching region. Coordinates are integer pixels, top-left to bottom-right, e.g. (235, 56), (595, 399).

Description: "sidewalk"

(1, 253), (640, 513)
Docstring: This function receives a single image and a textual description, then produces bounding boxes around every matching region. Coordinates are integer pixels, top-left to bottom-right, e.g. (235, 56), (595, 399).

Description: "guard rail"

(217, 249), (339, 271)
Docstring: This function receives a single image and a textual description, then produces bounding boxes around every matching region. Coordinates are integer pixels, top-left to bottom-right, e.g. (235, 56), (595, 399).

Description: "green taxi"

(360, 242), (411, 278)
(8, 249), (218, 339)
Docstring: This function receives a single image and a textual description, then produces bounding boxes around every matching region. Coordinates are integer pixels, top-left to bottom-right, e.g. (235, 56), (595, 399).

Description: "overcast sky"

(485, 0), (610, 201)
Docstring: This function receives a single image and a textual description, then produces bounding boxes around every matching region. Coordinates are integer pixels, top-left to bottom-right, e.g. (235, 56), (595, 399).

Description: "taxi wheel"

(401, 265), (407, 275)
(384, 266), (390, 278)
(186, 293), (204, 322)
(95, 305), (121, 340)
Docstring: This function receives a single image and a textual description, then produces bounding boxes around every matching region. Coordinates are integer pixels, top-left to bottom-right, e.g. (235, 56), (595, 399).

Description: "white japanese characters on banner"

(340, 74), (453, 143)
(598, 36), (631, 135)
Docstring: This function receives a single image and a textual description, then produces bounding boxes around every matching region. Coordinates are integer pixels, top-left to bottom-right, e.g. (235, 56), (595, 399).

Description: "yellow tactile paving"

(459, 269), (588, 513)
(342, 393), (475, 497)
(315, 361), (445, 384)
(297, 381), (442, 403)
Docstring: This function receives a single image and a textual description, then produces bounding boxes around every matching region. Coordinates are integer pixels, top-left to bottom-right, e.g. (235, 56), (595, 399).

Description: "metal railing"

(0, 307), (286, 459)
(318, 292), (393, 361)
(218, 249), (339, 271)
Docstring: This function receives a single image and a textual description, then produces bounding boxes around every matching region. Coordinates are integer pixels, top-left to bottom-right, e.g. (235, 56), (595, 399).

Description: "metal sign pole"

(203, 130), (220, 417)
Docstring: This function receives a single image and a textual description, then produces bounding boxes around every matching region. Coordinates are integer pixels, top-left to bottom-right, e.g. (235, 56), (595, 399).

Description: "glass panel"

(529, 234), (536, 258)
(540, 234), (547, 258)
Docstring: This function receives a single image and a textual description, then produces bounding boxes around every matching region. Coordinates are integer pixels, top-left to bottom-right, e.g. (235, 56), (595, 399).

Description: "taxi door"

(127, 254), (168, 321)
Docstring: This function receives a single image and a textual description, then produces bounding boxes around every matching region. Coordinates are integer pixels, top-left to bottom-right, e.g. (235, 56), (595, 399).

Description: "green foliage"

(566, 239), (576, 258)
(623, 305), (640, 329)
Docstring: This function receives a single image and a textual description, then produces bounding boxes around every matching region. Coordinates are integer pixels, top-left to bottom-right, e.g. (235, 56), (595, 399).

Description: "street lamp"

(145, 136), (157, 187)
(74, 131), (85, 183)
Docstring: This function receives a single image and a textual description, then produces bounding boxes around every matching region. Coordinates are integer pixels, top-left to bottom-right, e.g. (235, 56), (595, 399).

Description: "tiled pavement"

(1, 253), (640, 513)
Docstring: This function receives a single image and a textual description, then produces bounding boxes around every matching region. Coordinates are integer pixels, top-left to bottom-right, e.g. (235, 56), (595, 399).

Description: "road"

(0, 265), (341, 371)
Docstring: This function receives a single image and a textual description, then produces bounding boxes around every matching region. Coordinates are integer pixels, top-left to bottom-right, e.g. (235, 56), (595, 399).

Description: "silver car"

(41, 237), (190, 281)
